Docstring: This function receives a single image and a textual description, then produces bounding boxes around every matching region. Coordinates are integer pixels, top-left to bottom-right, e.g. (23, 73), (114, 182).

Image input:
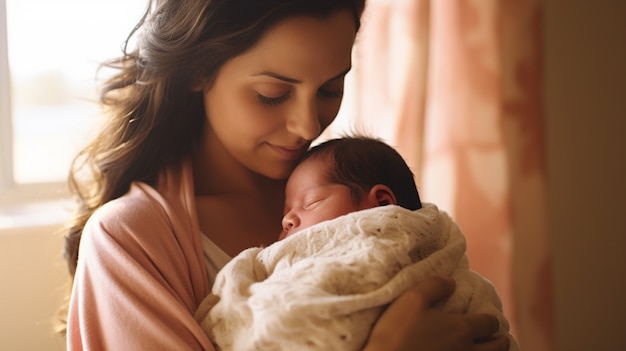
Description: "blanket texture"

(195, 203), (519, 351)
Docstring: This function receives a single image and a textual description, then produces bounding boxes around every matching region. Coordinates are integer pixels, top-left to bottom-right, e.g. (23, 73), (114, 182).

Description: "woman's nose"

(281, 211), (300, 236)
(287, 99), (321, 140)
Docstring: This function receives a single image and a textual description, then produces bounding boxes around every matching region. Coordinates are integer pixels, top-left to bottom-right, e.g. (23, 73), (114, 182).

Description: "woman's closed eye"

(257, 91), (291, 106)
(318, 88), (343, 99)
(318, 79), (344, 100)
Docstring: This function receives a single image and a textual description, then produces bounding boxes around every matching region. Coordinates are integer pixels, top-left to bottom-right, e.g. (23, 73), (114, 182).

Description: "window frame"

(0, 0), (71, 208)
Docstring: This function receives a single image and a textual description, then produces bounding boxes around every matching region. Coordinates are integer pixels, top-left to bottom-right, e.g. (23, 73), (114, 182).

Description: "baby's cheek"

(278, 230), (289, 240)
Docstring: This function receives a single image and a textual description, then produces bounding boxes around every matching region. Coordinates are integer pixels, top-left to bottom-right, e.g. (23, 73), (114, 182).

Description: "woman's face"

(200, 10), (357, 180)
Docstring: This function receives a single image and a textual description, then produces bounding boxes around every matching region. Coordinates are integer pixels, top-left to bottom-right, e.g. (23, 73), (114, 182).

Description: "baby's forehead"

(293, 155), (330, 176)
(285, 159), (333, 194)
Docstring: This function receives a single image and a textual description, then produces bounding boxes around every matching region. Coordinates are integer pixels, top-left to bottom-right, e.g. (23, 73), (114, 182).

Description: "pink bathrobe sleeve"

(66, 160), (215, 350)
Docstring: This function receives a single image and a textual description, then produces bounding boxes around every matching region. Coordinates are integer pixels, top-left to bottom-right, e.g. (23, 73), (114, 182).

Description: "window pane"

(6, 0), (146, 183)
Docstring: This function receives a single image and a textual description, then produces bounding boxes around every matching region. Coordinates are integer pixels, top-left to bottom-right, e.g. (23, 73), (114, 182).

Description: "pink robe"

(67, 160), (215, 350)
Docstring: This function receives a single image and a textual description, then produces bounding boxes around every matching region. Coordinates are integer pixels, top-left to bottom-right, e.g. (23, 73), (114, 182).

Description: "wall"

(0, 224), (67, 351)
(544, 0), (626, 350)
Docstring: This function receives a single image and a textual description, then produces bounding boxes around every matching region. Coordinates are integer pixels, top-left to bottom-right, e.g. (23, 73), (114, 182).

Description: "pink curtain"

(346, 0), (553, 349)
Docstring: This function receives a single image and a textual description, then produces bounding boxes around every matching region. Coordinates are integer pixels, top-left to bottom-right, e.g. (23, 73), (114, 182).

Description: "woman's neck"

(191, 132), (287, 253)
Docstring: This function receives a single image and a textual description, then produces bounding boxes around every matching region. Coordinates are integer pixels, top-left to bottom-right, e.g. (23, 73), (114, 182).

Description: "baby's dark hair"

(301, 136), (422, 210)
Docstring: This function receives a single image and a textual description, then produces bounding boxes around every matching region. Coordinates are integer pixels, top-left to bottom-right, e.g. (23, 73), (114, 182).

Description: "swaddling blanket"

(195, 203), (518, 351)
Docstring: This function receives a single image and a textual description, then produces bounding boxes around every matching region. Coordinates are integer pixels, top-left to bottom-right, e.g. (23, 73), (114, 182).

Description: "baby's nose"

(281, 211), (300, 237)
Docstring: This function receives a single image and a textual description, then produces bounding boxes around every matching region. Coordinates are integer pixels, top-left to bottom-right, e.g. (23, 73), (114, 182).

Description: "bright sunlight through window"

(2, 0), (356, 190)
(4, 0), (146, 184)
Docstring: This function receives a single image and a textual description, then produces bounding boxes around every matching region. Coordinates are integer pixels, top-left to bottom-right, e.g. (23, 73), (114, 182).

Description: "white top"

(200, 233), (232, 287)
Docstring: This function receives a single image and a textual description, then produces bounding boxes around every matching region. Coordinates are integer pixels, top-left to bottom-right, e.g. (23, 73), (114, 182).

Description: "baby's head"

(281, 136), (422, 238)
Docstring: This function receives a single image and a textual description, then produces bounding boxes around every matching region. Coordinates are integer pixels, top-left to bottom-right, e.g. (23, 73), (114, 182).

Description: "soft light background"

(347, 0), (550, 348)
(2, 0), (625, 350)
(325, 0), (625, 350)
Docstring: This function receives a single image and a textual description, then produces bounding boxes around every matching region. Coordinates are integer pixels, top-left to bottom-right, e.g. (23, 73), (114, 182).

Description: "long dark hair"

(58, 0), (366, 334)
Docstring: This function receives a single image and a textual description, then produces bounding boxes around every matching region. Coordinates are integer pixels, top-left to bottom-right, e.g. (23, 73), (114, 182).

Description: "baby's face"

(281, 158), (367, 238)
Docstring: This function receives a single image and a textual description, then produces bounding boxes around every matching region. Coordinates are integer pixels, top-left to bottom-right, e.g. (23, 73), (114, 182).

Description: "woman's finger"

(365, 276), (462, 351)
(402, 275), (456, 309)
(465, 313), (500, 341)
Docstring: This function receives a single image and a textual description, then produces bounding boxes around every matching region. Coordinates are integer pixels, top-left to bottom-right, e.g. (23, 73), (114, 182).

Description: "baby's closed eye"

(303, 198), (324, 210)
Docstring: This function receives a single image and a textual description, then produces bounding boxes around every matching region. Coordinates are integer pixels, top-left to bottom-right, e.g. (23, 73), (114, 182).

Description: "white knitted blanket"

(195, 203), (518, 351)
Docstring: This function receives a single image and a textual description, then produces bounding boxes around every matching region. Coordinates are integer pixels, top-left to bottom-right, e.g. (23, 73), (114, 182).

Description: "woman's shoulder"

(84, 180), (196, 250)
(91, 182), (171, 228)
(77, 180), (210, 311)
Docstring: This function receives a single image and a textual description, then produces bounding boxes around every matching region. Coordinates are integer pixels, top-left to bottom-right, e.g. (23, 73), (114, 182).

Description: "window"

(0, 0), (356, 212)
(0, 0), (146, 207)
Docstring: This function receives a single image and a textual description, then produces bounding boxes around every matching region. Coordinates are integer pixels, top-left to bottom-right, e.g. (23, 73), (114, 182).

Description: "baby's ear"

(367, 184), (398, 207)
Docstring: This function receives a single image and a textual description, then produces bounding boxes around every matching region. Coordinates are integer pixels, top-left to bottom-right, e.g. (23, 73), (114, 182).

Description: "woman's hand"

(364, 276), (510, 351)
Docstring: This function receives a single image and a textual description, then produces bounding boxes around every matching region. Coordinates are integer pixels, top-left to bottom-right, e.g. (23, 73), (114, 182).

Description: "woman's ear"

(190, 79), (206, 92)
(367, 184), (397, 207)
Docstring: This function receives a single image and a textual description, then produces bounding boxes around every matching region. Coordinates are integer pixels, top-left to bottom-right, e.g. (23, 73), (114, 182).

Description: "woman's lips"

(269, 144), (308, 160)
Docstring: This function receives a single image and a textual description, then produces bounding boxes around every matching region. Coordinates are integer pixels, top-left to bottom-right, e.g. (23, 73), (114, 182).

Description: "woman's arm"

(364, 276), (511, 351)
(66, 188), (213, 350)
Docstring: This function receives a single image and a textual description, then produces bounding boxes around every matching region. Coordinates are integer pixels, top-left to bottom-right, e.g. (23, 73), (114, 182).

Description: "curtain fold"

(344, 0), (553, 350)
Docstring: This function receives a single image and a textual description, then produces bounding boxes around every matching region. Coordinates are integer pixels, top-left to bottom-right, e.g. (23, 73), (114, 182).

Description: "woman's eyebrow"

(251, 66), (352, 85)
(253, 71), (301, 84)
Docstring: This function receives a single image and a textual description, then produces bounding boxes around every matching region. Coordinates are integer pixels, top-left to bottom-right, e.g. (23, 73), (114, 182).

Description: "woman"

(62, 1), (510, 350)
